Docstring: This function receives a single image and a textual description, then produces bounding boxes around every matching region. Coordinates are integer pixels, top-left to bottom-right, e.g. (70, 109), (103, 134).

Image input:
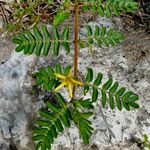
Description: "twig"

(0, 2), (9, 24)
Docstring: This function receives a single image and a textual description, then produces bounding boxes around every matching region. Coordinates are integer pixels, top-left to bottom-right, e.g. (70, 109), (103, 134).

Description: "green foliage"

(82, 0), (139, 17)
(79, 25), (124, 48)
(72, 98), (94, 144)
(13, 25), (71, 56)
(35, 65), (139, 111)
(84, 68), (139, 110)
(53, 11), (70, 26)
(34, 65), (73, 91)
(34, 66), (56, 90)
(71, 109), (93, 144)
(33, 93), (94, 149)
(33, 93), (71, 150)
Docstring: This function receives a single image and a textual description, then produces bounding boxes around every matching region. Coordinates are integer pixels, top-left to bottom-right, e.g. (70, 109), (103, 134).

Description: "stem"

(73, 0), (79, 98)
(74, 2), (79, 78)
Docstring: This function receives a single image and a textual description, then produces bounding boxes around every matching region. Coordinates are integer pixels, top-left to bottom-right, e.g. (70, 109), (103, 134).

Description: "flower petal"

(67, 83), (73, 98)
(55, 73), (66, 79)
(71, 79), (83, 86)
(54, 82), (67, 92)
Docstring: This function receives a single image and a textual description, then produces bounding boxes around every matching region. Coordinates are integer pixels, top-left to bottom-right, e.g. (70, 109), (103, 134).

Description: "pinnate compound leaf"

(33, 93), (71, 150)
(71, 109), (93, 144)
(13, 25), (71, 57)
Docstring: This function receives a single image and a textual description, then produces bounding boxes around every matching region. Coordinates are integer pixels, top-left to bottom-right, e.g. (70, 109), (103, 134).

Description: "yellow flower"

(54, 69), (83, 98)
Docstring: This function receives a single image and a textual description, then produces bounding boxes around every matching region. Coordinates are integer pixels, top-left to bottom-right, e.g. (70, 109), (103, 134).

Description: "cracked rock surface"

(0, 17), (150, 150)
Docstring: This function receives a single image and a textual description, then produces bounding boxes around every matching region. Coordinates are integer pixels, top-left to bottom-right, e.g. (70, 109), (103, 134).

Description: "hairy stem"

(73, 0), (79, 98)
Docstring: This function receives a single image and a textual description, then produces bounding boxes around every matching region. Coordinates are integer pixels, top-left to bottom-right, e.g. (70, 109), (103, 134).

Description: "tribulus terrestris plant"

(12, 0), (140, 149)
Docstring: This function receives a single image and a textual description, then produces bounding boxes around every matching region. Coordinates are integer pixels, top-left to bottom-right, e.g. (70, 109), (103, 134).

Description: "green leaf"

(109, 93), (115, 110)
(86, 25), (94, 44)
(55, 64), (62, 74)
(46, 79), (55, 90)
(47, 66), (54, 77)
(62, 27), (70, 54)
(122, 100), (130, 111)
(35, 141), (43, 150)
(81, 112), (93, 118)
(33, 128), (48, 135)
(18, 33), (30, 54)
(25, 30), (36, 54)
(15, 45), (24, 52)
(101, 90), (107, 107)
(122, 91), (133, 100)
(56, 93), (66, 106)
(50, 124), (57, 138)
(32, 135), (46, 141)
(92, 87), (98, 102)
(86, 68), (93, 82)
(101, 26), (106, 37)
(53, 26), (60, 56)
(64, 65), (72, 75)
(47, 130), (54, 144)
(95, 25), (100, 37)
(102, 78), (113, 90)
(94, 73), (103, 86)
(47, 101), (60, 113)
(98, 5), (104, 16)
(75, 99), (94, 109)
(13, 37), (22, 44)
(115, 95), (122, 111)
(33, 26), (43, 56)
(129, 95), (139, 102)
(39, 110), (54, 121)
(42, 24), (51, 56)
(109, 82), (119, 93)
(54, 119), (64, 132)
(34, 120), (51, 128)
(86, 25), (92, 36)
(129, 101), (139, 108)
(116, 87), (126, 96)
(61, 112), (71, 127)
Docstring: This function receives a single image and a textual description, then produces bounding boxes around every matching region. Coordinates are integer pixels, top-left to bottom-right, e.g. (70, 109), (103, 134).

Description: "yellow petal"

(67, 83), (73, 98)
(54, 82), (67, 92)
(71, 79), (83, 86)
(55, 73), (66, 79)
